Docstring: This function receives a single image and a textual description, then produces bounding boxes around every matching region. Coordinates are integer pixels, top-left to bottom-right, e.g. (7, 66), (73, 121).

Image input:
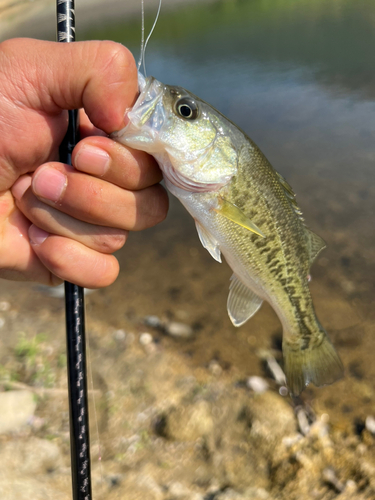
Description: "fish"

(111, 74), (344, 396)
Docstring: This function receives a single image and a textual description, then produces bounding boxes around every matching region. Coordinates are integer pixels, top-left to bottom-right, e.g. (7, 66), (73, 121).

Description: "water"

(79, 0), (375, 418)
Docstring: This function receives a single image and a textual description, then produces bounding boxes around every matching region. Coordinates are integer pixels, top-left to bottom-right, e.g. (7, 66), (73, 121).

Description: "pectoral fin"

(227, 274), (263, 327)
(214, 198), (265, 238)
(195, 221), (222, 263)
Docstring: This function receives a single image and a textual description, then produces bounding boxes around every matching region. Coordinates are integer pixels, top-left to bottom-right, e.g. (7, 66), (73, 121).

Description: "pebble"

(0, 390), (36, 434)
(345, 479), (357, 494)
(246, 376), (269, 393)
(258, 350), (286, 385)
(0, 300), (10, 311)
(165, 321), (193, 338)
(296, 408), (311, 436)
(139, 332), (153, 345)
(282, 433), (303, 448)
(208, 360), (223, 376)
(0, 316), (4, 328)
(113, 329), (126, 341)
(322, 468), (345, 493)
(279, 386), (289, 396)
(365, 415), (375, 435)
(168, 481), (195, 498)
(144, 315), (163, 329)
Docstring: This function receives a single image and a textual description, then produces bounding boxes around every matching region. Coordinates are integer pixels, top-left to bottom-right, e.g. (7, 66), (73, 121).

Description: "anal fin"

(227, 274), (263, 327)
(195, 221), (221, 263)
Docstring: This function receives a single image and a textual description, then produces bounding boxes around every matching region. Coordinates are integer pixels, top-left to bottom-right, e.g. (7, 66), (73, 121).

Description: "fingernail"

(74, 145), (110, 176)
(11, 175), (32, 201)
(29, 225), (49, 245)
(33, 167), (67, 203)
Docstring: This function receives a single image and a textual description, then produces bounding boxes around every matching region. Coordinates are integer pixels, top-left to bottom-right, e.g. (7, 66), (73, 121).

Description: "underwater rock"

(165, 322), (193, 339)
(244, 392), (296, 445)
(166, 400), (214, 442)
(0, 390), (36, 434)
(246, 376), (269, 394)
(0, 437), (63, 475)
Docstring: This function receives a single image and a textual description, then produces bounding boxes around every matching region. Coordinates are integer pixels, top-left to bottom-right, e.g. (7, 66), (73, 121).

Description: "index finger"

(72, 136), (163, 190)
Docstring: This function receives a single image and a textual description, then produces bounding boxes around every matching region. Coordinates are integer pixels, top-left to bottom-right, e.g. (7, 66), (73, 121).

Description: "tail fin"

(283, 332), (344, 396)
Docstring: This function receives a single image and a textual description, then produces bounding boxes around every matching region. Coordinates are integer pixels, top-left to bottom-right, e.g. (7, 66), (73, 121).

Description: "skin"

(0, 38), (168, 288)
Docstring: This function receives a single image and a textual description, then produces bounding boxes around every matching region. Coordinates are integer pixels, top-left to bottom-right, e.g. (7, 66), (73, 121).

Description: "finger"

(79, 109), (107, 139)
(30, 163), (169, 231)
(12, 175), (128, 254)
(0, 190), (61, 286)
(72, 136), (162, 190)
(1, 38), (138, 132)
(29, 225), (120, 288)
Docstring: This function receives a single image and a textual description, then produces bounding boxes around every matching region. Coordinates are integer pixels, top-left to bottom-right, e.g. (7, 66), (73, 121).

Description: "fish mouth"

(127, 75), (165, 133)
(111, 74), (166, 146)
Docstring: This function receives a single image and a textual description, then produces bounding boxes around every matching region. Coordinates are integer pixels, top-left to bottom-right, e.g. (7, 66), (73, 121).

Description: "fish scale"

(112, 75), (344, 396)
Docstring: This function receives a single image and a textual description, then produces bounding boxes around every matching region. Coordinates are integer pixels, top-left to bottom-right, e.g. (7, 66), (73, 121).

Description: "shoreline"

(0, 0), (212, 42)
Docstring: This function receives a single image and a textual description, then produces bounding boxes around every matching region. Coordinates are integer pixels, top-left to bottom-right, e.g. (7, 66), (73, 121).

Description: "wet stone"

(113, 328), (126, 341)
(165, 321), (193, 339)
(0, 301), (10, 311)
(144, 315), (163, 329)
(139, 332), (153, 345)
(365, 415), (375, 435)
(246, 376), (269, 394)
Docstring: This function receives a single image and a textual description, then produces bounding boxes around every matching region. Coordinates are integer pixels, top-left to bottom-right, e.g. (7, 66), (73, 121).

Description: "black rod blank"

(56, 1), (92, 498)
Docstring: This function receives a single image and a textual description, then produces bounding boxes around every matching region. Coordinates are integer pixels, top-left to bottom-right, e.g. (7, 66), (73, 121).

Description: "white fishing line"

(138, 0), (163, 76)
(137, 0), (145, 71)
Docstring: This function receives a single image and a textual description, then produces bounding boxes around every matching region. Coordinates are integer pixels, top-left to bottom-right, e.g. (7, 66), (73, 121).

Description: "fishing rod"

(56, 1), (92, 498)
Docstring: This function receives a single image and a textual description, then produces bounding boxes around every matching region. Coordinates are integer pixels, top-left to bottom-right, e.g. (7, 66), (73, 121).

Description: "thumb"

(0, 38), (138, 133)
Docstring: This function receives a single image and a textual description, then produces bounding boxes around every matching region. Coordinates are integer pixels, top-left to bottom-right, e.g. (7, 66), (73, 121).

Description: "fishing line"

(137, 0), (163, 76)
(137, 0), (145, 72)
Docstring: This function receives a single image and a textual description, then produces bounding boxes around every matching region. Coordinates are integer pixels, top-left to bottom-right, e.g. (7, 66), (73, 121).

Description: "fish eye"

(175, 97), (199, 120)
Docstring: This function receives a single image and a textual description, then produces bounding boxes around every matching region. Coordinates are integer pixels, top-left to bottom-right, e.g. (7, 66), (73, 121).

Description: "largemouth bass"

(112, 74), (343, 396)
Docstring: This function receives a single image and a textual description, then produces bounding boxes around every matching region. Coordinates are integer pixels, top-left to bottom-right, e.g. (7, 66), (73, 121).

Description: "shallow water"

(1, 0), (375, 497)
(80, 0), (375, 421)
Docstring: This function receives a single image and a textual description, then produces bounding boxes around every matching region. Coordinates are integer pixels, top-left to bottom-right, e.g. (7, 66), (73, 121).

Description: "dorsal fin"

(276, 172), (305, 223)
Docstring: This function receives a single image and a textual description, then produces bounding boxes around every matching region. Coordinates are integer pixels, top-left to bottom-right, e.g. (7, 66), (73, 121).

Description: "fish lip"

(128, 76), (165, 131)
(111, 75), (165, 144)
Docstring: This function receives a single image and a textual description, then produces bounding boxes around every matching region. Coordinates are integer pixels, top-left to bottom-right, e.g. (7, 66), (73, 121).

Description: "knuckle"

(97, 41), (136, 78)
(0, 37), (22, 56)
(92, 229), (128, 254)
(143, 185), (169, 228)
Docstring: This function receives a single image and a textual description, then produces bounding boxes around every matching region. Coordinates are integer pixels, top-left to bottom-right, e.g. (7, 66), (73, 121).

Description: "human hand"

(0, 38), (168, 287)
